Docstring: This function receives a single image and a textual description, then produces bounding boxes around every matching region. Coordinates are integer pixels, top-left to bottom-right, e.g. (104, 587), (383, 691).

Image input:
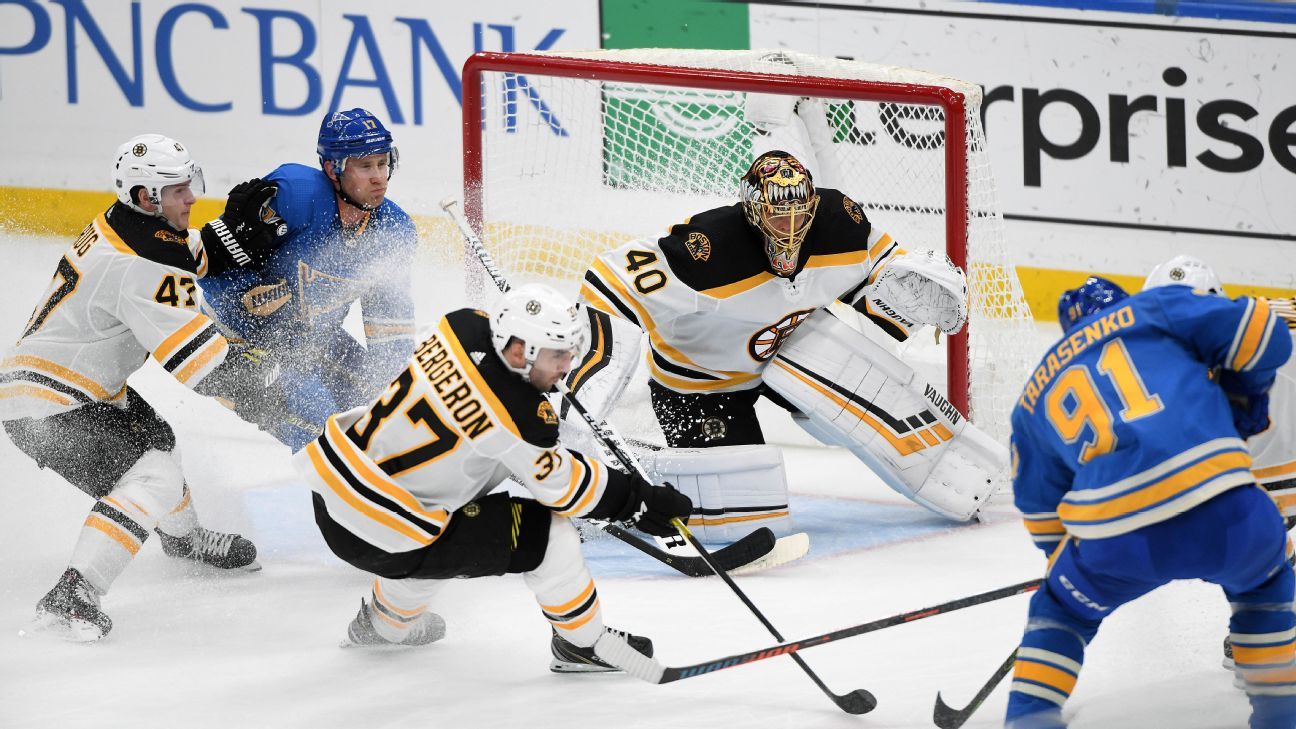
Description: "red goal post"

(460, 49), (1034, 440)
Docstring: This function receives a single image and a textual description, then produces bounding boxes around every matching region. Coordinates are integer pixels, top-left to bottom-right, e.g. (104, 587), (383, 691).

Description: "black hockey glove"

(626, 479), (693, 538)
(200, 178), (285, 275)
(194, 343), (284, 429)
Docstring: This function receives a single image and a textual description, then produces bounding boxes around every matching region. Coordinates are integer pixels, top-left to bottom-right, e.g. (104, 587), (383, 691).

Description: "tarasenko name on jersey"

(1017, 305), (1138, 415)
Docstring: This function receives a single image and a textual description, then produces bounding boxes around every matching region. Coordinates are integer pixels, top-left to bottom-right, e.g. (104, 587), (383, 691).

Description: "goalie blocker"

(764, 310), (1006, 521)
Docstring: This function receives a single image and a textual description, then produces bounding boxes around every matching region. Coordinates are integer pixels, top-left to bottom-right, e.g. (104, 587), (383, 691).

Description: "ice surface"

(0, 235), (1252, 728)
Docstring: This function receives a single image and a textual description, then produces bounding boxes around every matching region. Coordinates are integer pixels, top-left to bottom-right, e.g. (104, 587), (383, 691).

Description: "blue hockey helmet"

(1057, 276), (1129, 334)
(316, 108), (398, 176)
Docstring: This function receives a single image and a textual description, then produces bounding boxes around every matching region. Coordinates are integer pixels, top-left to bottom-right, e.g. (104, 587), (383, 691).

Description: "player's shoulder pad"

(804, 187), (873, 257)
(443, 308), (559, 448)
(102, 203), (201, 273)
(657, 203), (769, 291)
(369, 198), (418, 244)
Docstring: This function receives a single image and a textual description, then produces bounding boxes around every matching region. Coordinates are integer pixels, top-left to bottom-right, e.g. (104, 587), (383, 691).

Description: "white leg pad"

(639, 444), (792, 542)
(764, 310), (1008, 521)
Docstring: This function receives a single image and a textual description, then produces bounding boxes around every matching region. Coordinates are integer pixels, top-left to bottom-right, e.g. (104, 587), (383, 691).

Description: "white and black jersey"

(293, 309), (634, 555)
(0, 204), (228, 421)
(1254, 297), (1296, 517)
(579, 188), (907, 394)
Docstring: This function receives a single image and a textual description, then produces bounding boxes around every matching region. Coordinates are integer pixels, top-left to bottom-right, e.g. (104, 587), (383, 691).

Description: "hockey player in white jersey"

(1143, 255), (1296, 526)
(0, 134), (283, 642)
(578, 150), (1006, 541)
(293, 284), (692, 672)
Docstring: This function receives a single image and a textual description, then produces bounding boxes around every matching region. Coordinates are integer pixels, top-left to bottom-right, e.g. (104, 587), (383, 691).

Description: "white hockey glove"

(744, 91), (798, 130)
(869, 249), (968, 335)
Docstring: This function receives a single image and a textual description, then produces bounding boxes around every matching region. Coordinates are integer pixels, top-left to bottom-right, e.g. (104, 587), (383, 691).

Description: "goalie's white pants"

(764, 310), (1007, 521)
(639, 444), (792, 543)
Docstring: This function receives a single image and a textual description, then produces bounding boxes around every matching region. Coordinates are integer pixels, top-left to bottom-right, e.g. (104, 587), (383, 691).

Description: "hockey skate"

(341, 598), (446, 648)
(550, 627), (653, 673)
(21, 568), (112, 643)
(157, 526), (260, 571)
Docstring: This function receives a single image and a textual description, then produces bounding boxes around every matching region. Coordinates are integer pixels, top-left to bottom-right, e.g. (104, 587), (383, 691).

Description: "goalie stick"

(441, 197), (779, 577)
(599, 579), (1042, 688)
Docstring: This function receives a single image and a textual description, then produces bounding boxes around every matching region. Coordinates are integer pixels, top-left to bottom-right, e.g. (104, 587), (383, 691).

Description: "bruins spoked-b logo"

(537, 400), (558, 425)
(685, 231), (711, 262)
(843, 195), (864, 225)
(748, 308), (816, 361)
(132, 143), (148, 157)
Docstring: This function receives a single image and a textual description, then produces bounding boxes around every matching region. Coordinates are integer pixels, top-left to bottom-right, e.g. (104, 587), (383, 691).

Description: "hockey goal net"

(461, 49), (1035, 442)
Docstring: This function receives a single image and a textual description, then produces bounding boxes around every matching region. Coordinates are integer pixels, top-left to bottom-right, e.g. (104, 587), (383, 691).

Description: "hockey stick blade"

(671, 519), (875, 715)
(603, 523), (777, 577)
(729, 532), (810, 576)
(640, 580), (1040, 686)
(932, 649), (1018, 729)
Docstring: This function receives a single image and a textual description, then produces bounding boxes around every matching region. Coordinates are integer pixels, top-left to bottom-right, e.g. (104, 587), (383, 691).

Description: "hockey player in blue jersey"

(200, 109), (418, 450)
(1006, 277), (1294, 728)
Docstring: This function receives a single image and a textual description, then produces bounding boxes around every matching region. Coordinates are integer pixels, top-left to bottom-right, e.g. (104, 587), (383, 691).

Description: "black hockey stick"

(441, 197), (780, 577)
(932, 649), (1019, 729)
(602, 579), (1042, 688)
(602, 522), (776, 577)
(672, 517), (877, 714)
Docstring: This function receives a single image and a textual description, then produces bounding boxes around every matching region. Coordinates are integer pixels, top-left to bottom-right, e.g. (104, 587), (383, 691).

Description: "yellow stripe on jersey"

(1256, 460), (1296, 481)
(0, 383), (73, 406)
(154, 313), (210, 365)
(1057, 448), (1252, 535)
(804, 248), (870, 269)
(305, 440), (437, 547)
(1231, 297), (1274, 371)
(588, 258), (761, 388)
(551, 599), (601, 631)
(700, 271), (775, 299)
(1013, 658), (1079, 696)
(568, 311), (608, 392)
(173, 336), (228, 384)
(436, 319), (522, 440)
(364, 321), (416, 340)
(325, 418), (450, 525)
(1022, 514), (1066, 546)
(95, 213), (137, 258)
(646, 358), (760, 393)
(1, 354), (113, 400)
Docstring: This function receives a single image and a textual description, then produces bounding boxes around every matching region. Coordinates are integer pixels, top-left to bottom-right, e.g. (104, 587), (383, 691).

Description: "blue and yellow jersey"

(1011, 286), (1291, 548)
(199, 163), (417, 377)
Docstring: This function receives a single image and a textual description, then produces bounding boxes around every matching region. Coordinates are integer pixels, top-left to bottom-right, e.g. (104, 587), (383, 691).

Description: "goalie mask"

(490, 284), (587, 382)
(741, 150), (819, 277)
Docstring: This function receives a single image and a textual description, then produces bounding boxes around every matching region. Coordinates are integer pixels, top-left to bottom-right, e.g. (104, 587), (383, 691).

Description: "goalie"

(575, 150), (1007, 543)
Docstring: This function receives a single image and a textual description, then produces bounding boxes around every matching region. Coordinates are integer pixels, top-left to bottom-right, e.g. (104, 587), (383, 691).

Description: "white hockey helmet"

(1143, 255), (1225, 296)
(490, 283), (586, 379)
(112, 134), (205, 218)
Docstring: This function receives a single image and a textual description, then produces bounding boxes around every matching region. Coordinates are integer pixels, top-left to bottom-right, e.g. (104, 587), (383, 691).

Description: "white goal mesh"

(463, 49), (1036, 443)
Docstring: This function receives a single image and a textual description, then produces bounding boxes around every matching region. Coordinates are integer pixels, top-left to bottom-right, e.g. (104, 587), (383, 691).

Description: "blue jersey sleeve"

(358, 211), (418, 389)
(1010, 403), (1074, 554)
(1148, 287), (1292, 394)
(265, 163), (328, 242)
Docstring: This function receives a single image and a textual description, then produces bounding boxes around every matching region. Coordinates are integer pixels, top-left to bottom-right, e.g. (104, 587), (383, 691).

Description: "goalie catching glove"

(199, 178), (285, 275)
(864, 249), (968, 335)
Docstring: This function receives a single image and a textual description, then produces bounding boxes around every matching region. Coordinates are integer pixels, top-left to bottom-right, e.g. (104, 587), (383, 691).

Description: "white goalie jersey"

(579, 188), (917, 394)
(292, 309), (628, 554)
(0, 204), (228, 421)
